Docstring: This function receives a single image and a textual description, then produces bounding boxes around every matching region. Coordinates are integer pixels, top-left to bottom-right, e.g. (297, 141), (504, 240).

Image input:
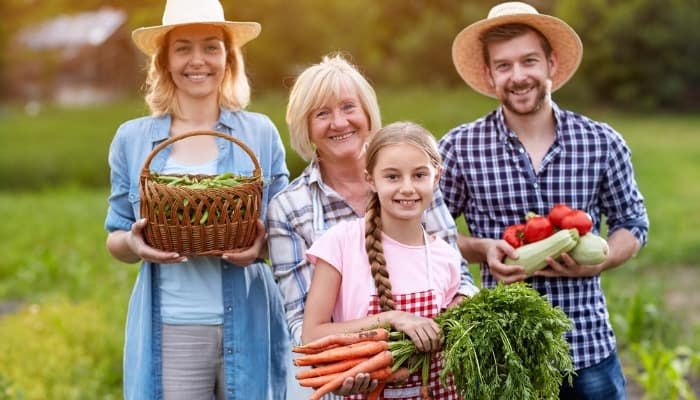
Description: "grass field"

(1, 88), (699, 398)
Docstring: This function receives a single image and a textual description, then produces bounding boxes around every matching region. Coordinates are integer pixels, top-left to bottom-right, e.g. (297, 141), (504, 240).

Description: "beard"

(501, 78), (549, 116)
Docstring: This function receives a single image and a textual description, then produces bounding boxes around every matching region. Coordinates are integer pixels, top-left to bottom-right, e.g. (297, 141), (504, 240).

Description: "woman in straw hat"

(439, 2), (648, 399)
(266, 53), (479, 399)
(440, 2), (649, 399)
(104, 0), (289, 399)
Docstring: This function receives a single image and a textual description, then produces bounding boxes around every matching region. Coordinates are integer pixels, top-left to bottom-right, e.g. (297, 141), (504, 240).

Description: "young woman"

(302, 122), (461, 399)
(104, 1), (288, 399)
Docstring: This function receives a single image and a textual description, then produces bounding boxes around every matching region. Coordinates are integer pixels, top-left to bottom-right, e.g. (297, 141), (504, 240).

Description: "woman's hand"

(126, 218), (187, 264)
(221, 219), (267, 266)
(388, 311), (442, 353)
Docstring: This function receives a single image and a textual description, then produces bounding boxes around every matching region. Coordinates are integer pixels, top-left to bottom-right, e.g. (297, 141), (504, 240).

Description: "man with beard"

(438, 2), (648, 399)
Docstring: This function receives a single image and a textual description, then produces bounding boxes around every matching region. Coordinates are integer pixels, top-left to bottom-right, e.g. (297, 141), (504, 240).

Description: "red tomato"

(560, 210), (593, 236)
(548, 204), (574, 228)
(502, 223), (525, 248)
(523, 214), (554, 243)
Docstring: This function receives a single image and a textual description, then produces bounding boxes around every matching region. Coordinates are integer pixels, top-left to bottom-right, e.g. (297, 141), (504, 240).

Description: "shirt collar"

(494, 101), (565, 144)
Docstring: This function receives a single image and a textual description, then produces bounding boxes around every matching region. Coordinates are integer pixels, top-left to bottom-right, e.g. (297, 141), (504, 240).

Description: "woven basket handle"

(140, 130), (261, 179)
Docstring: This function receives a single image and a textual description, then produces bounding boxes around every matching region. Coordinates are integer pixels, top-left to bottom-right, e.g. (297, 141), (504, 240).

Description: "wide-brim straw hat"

(452, 1), (582, 98)
(131, 0), (261, 56)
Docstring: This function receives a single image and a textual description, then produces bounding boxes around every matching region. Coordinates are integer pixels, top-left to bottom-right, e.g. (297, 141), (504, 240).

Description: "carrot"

(295, 328), (390, 352)
(295, 358), (366, 380)
(291, 343), (340, 355)
(298, 365), (392, 388)
(367, 381), (386, 400)
(309, 350), (393, 400)
(294, 340), (389, 367)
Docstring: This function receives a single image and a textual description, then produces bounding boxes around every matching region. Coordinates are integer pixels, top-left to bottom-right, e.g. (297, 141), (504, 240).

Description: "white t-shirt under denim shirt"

(159, 156), (223, 325)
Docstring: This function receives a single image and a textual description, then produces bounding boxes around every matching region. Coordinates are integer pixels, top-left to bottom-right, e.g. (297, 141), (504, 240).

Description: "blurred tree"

(556, 0), (700, 110)
(2, 0), (699, 111)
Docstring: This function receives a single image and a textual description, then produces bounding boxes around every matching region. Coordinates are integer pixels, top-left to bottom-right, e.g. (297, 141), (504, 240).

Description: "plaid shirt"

(267, 160), (479, 345)
(438, 103), (649, 370)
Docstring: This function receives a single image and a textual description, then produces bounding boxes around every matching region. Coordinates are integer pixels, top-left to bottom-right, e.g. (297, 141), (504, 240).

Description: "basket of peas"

(139, 130), (262, 256)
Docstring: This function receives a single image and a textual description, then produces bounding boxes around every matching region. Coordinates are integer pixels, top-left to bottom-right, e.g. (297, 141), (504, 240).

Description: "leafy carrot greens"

(435, 282), (574, 399)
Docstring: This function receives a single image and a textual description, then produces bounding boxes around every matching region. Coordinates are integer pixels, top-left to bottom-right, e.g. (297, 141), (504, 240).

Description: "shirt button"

(223, 264), (229, 269)
(533, 183), (538, 188)
(519, 148), (524, 153)
(227, 348), (233, 354)
(226, 305), (232, 312)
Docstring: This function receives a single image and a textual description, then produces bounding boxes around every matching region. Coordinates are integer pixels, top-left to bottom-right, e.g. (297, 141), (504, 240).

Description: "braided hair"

(363, 121), (442, 312)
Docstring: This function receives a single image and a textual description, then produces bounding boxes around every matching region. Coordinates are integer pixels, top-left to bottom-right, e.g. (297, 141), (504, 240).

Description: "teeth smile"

(397, 200), (418, 206)
(331, 132), (353, 141)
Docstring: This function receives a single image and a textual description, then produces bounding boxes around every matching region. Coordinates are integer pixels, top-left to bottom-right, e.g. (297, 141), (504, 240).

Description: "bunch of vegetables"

(502, 204), (609, 274)
(150, 172), (251, 224)
(294, 283), (574, 400)
(291, 328), (412, 399)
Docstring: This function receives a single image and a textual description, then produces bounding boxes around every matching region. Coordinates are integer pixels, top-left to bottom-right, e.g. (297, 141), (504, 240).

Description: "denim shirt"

(105, 109), (290, 400)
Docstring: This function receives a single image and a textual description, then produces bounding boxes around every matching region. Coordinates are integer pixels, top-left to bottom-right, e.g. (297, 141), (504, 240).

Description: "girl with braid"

(302, 121), (462, 399)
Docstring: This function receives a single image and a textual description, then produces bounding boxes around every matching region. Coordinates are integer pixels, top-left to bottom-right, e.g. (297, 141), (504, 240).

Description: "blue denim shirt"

(105, 109), (290, 400)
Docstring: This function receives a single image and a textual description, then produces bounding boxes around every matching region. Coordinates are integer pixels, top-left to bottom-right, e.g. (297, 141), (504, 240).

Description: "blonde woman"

(104, 0), (289, 398)
(302, 122), (462, 399)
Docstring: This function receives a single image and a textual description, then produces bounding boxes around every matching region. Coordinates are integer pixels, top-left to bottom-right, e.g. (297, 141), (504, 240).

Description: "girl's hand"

(333, 374), (378, 396)
(389, 311), (442, 353)
(221, 219), (267, 266)
(128, 218), (187, 264)
(446, 294), (467, 309)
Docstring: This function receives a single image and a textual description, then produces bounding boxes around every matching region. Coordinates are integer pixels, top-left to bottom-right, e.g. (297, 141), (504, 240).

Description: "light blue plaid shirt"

(438, 102), (649, 370)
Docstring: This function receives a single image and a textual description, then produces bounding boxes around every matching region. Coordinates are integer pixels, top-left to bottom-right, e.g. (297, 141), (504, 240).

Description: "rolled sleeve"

(267, 196), (312, 345)
(600, 132), (649, 247)
(423, 189), (479, 296)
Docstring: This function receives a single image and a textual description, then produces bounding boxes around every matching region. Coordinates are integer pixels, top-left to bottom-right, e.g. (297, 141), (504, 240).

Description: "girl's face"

(367, 143), (440, 224)
(167, 24), (227, 102)
(308, 83), (371, 162)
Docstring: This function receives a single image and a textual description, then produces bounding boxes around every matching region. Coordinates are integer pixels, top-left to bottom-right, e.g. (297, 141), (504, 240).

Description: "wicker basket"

(139, 130), (262, 256)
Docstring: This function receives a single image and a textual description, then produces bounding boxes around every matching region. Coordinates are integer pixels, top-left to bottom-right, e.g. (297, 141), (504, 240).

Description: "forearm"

(302, 311), (397, 344)
(600, 228), (641, 272)
(106, 230), (140, 264)
(457, 233), (495, 264)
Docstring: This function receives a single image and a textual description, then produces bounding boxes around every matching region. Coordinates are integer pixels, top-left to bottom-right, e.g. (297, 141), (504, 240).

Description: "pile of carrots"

(292, 328), (417, 400)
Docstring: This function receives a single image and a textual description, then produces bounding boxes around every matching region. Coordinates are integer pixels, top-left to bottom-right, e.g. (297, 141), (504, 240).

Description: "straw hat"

(452, 1), (582, 98)
(131, 0), (261, 56)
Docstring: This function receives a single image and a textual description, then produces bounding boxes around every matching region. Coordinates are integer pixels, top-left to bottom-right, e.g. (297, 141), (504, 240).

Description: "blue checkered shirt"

(267, 160), (479, 346)
(438, 103), (649, 370)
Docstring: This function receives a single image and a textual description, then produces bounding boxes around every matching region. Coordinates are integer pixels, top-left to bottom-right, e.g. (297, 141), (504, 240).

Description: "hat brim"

(132, 21), (261, 56)
(452, 13), (582, 98)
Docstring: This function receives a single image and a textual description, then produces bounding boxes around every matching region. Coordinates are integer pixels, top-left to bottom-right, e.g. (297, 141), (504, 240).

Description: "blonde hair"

(363, 121), (442, 312)
(143, 27), (250, 118)
(286, 53), (382, 161)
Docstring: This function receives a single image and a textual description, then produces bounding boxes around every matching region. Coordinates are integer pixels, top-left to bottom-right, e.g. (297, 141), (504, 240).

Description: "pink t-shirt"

(306, 218), (461, 323)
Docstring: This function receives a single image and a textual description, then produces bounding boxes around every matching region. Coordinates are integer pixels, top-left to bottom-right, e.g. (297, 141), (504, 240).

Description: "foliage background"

(1, 0), (699, 110)
(1, 0), (699, 398)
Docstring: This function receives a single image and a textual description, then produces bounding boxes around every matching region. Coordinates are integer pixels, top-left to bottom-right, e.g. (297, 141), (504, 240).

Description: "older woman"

(267, 53), (479, 399)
